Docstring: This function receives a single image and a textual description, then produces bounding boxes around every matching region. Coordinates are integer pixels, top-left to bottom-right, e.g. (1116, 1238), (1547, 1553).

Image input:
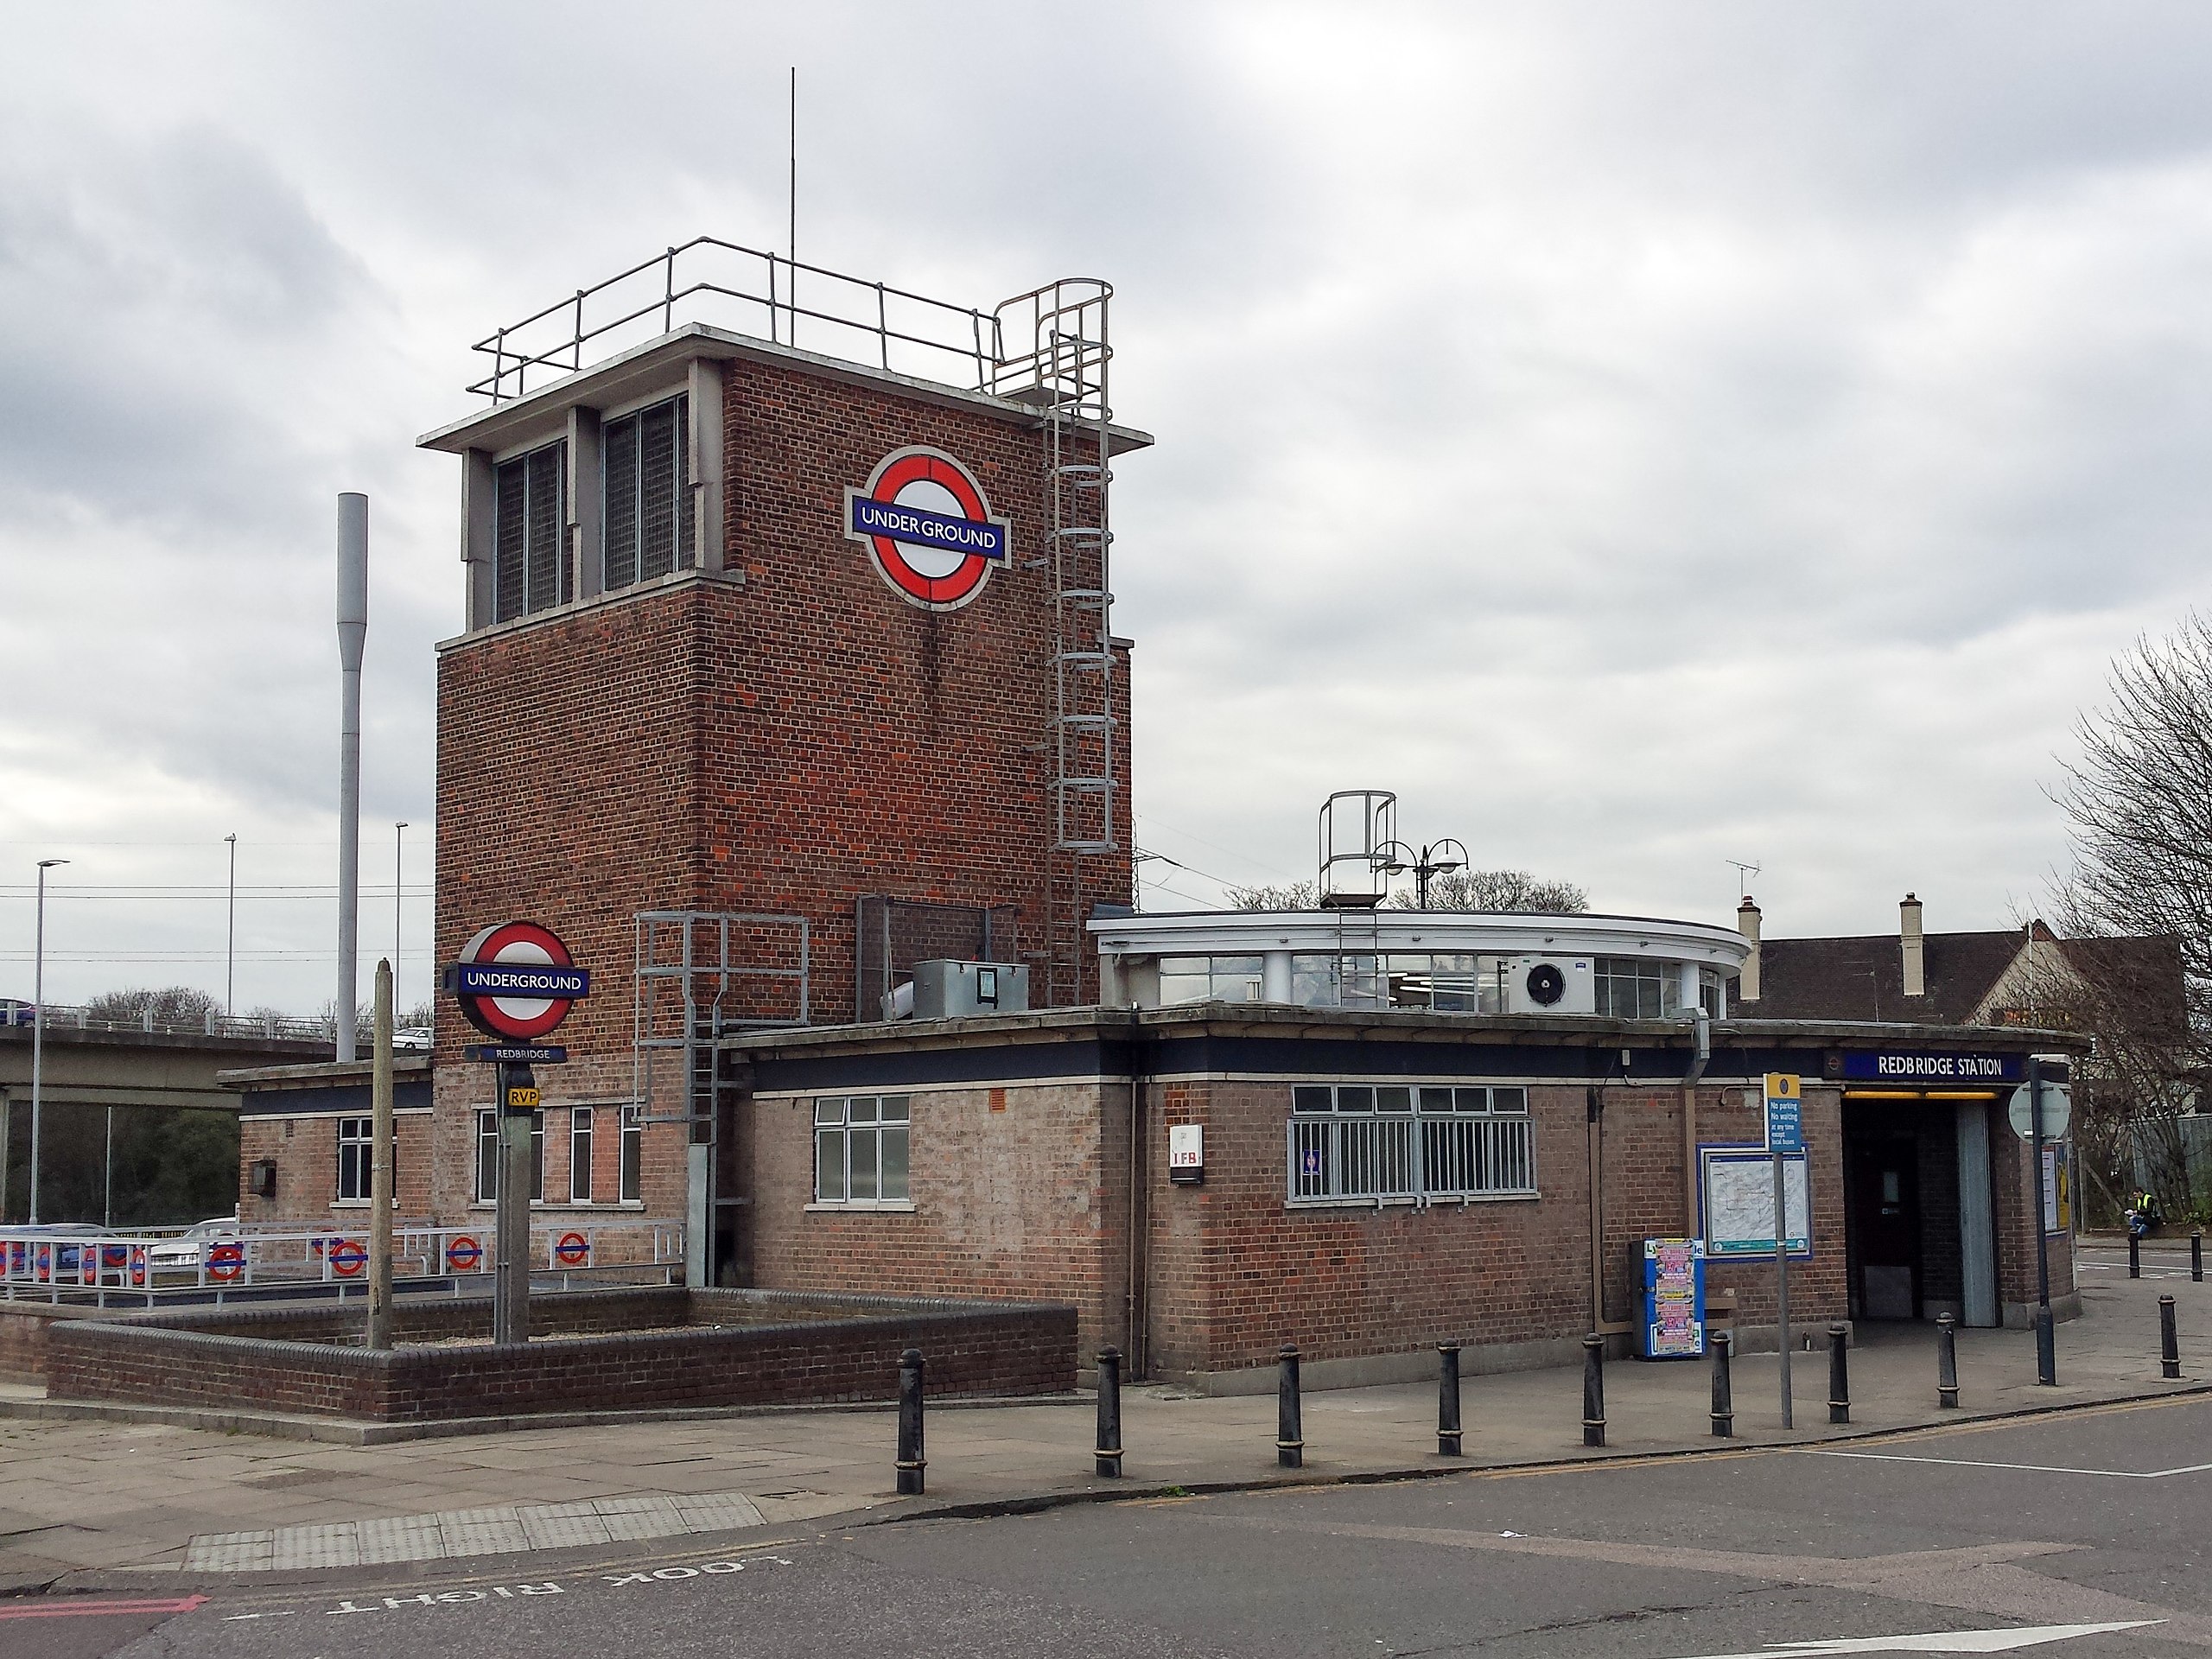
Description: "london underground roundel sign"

(843, 446), (1010, 612)
(446, 921), (590, 1041)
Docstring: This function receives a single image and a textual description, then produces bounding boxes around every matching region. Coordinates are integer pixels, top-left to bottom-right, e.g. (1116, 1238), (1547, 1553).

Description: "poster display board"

(1638, 1236), (1707, 1358)
(2042, 1142), (2072, 1235)
(1701, 1148), (1810, 1257)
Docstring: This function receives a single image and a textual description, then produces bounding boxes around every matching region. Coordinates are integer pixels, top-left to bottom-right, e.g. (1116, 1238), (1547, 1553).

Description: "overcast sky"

(4, 3), (2211, 1012)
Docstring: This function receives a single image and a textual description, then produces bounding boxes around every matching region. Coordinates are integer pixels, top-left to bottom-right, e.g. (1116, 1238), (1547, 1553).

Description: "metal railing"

(0, 1219), (683, 1307)
(1287, 1112), (1537, 1206)
(0, 1003), (428, 1048)
(467, 237), (1100, 408)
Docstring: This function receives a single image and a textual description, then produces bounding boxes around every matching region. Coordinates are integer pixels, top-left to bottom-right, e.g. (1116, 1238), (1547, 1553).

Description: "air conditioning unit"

(1509, 957), (1594, 1015)
(911, 960), (1030, 1020)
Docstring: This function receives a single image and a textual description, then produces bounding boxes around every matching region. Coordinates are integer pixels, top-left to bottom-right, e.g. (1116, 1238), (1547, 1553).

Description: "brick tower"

(416, 248), (1145, 1281)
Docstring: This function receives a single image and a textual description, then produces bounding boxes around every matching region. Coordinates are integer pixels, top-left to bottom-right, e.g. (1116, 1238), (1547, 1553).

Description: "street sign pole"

(1774, 1143), (1791, 1429)
(1765, 1074), (1802, 1431)
(2031, 1056), (2056, 1386)
(493, 1062), (537, 1346)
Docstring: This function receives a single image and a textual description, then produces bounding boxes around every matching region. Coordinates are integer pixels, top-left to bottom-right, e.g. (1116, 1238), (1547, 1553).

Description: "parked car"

(19, 1223), (114, 1274)
(148, 1217), (242, 1271)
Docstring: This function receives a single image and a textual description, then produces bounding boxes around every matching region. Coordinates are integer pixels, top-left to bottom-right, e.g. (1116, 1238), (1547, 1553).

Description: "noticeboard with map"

(1701, 1148), (1810, 1257)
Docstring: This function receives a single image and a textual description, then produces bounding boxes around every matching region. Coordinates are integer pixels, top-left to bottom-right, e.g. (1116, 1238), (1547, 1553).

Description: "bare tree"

(84, 986), (220, 1027)
(2054, 613), (2212, 1224)
(1227, 880), (1321, 911)
(1390, 869), (1589, 913)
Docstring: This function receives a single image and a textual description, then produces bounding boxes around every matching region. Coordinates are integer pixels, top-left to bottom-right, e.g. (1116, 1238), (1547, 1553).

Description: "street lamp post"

(224, 832), (238, 1020)
(1376, 838), (1470, 909)
(395, 822), (408, 1009)
(29, 857), (68, 1226)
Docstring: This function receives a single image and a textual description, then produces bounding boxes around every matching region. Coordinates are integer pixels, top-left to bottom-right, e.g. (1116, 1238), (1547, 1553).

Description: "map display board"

(1701, 1148), (1810, 1257)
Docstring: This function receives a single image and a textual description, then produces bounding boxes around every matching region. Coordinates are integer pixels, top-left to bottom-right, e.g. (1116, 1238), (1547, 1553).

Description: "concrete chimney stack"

(1900, 892), (1925, 1000)
(1736, 895), (1762, 1002)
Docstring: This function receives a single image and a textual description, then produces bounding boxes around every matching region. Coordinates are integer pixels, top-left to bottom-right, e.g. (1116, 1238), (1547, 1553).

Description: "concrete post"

(367, 960), (394, 1351)
(335, 493), (367, 1064)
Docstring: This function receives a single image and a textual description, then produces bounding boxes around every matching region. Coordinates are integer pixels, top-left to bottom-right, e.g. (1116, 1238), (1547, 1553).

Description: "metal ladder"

(996, 280), (1117, 1006)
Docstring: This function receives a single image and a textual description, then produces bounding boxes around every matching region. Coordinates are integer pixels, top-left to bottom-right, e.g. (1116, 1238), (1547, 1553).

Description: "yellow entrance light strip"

(1843, 1088), (1999, 1101)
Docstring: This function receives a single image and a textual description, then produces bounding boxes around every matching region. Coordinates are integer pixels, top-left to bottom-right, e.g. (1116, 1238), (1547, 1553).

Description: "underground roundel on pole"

(447, 921), (588, 1042)
(843, 446), (1010, 613)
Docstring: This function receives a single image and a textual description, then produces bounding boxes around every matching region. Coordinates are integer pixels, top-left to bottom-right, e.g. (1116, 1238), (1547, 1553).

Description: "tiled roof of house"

(1751, 930), (2024, 1024)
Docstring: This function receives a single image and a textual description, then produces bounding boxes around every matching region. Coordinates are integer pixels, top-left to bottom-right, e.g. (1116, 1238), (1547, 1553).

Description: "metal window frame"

(601, 391), (695, 593)
(618, 1104), (643, 1204)
(810, 1095), (912, 1209)
(474, 1109), (499, 1204)
(335, 1116), (373, 1202)
(569, 1105), (594, 1205)
(493, 439), (569, 622)
(1285, 1083), (1538, 1208)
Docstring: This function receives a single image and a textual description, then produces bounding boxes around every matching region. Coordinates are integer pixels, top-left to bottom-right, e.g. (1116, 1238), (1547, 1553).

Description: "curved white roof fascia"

(1087, 910), (1751, 968)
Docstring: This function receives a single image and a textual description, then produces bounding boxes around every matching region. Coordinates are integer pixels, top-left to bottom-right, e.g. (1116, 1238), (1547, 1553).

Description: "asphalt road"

(15, 1390), (2212, 1658)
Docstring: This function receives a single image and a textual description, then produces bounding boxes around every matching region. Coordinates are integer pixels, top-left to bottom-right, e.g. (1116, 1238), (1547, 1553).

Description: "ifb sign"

(844, 446), (1010, 612)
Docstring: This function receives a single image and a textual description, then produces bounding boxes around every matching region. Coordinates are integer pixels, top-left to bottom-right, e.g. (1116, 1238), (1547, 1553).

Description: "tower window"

(494, 441), (569, 621)
(602, 394), (695, 591)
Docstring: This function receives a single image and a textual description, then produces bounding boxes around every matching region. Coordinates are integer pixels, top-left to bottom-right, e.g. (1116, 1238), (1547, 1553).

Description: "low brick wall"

(44, 1289), (1077, 1422)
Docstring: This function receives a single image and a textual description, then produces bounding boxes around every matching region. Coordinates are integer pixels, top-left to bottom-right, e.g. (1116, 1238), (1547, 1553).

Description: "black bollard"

(2036, 1303), (2057, 1387)
(1936, 1313), (1960, 1409)
(2160, 1295), (2181, 1380)
(1276, 1343), (1304, 1469)
(1095, 1346), (1124, 1478)
(1437, 1343), (1464, 1457)
(2130, 1232), (2141, 1279)
(1826, 1324), (1850, 1425)
(2194, 1230), (2203, 1283)
(895, 1347), (926, 1496)
(1709, 1330), (1734, 1438)
(1582, 1333), (1606, 1448)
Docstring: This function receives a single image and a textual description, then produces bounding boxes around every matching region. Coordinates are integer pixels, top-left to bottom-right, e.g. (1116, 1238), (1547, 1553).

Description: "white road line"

(1803, 1449), (2212, 1479)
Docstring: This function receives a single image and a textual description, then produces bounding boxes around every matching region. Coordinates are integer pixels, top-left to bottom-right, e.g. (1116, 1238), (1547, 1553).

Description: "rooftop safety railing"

(0, 1003), (427, 1047)
(469, 237), (1104, 409)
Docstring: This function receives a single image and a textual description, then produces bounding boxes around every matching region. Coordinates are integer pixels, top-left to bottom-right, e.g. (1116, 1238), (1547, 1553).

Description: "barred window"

(1594, 957), (1675, 1020)
(494, 441), (568, 621)
(1287, 1084), (1535, 1205)
(814, 1096), (911, 1206)
(602, 393), (695, 591)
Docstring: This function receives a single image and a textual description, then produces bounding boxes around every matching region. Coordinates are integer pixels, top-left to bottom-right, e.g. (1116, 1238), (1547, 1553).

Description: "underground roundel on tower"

(843, 446), (1011, 612)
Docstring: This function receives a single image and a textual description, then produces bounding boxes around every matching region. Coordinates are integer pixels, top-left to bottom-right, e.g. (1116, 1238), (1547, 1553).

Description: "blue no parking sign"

(1764, 1074), (1802, 1153)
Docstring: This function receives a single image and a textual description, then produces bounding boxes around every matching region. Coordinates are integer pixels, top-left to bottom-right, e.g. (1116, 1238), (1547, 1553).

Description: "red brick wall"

(47, 1290), (1076, 1421)
(427, 353), (1138, 1231)
(1995, 1116), (2077, 1316)
(746, 1083), (1127, 1371)
(236, 1112), (436, 1225)
(1141, 1077), (1850, 1378)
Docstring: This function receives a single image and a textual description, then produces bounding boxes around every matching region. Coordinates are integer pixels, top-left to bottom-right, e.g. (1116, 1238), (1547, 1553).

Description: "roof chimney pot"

(1737, 895), (1762, 1002)
(1901, 893), (1925, 999)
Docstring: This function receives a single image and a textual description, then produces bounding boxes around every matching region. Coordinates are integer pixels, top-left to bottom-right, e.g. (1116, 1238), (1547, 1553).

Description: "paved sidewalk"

(0, 1247), (2201, 1587)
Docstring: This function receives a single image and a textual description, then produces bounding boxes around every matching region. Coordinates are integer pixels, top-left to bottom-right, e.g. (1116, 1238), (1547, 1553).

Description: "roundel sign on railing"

(444, 922), (591, 1042)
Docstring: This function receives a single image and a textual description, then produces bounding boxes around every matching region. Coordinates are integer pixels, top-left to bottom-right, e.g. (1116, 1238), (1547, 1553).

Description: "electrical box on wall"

(911, 959), (1031, 1020)
(1167, 1123), (1205, 1184)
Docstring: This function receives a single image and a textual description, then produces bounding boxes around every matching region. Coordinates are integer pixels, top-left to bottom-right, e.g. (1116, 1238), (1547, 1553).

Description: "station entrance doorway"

(1840, 1092), (2001, 1326)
